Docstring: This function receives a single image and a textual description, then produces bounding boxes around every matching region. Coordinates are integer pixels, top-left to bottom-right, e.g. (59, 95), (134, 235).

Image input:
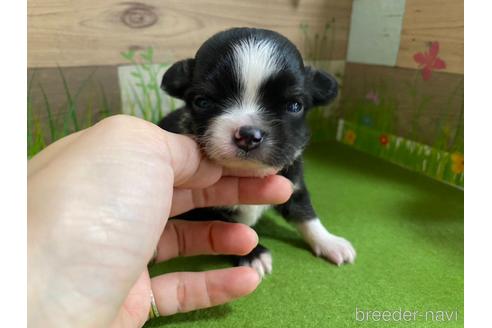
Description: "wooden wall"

(339, 63), (463, 148)
(28, 66), (121, 130)
(397, 0), (463, 74)
(340, 0), (464, 150)
(28, 0), (353, 145)
(28, 0), (353, 68)
(27, 0), (464, 155)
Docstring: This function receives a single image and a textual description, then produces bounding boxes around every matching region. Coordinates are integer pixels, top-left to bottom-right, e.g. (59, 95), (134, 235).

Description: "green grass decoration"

(57, 65), (80, 131)
(300, 18), (336, 62)
(120, 47), (170, 124)
(27, 47), (172, 157)
(38, 83), (55, 141)
(337, 120), (464, 188)
(98, 81), (112, 120)
(27, 67), (110, 158)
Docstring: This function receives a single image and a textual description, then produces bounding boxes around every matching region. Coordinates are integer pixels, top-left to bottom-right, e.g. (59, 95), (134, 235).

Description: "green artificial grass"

(147, 141), (464, 328)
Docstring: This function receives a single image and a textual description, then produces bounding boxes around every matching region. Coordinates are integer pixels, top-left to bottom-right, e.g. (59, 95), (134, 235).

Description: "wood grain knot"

(121, 2), (158, 29)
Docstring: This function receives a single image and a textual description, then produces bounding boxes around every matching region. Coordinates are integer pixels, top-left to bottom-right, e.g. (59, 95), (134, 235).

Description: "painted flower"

(413, 41), (446, 81)
(451, 152), (464, 174)
(344, 129), (357, 145)
(365, 90), (380, 105)
(379, 134), (389, 146)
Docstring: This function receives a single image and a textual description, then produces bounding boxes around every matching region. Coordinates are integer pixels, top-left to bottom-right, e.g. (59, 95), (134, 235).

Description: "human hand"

(28, 115), (293, 328)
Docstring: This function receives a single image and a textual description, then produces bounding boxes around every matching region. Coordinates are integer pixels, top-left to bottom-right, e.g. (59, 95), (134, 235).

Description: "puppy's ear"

(161, 58), (195, 99)
(305, 67), (338, 107)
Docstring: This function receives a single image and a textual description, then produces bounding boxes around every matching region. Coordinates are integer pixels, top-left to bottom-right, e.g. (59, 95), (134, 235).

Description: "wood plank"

(339, 63), (463, 150)
(396, 0), (463, 74)
(28, 0), (352, 68)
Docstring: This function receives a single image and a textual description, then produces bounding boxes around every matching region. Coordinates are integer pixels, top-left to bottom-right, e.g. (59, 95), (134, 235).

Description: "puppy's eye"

(193, 97), (212, 109)
(286, 101), (303, 114)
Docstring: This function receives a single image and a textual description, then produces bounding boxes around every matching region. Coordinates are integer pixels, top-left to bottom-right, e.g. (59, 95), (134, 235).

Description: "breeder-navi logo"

(355, 307), (459, 323)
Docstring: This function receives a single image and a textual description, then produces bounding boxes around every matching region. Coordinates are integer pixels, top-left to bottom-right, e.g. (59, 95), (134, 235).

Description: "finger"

(164, 132), (223, 189)
(223, 166), (280, 177)
(156, 220), (258, 262)
(151, 267), (260, 315)
(82, 117), (223, 190)
(171, 175), (293, 216)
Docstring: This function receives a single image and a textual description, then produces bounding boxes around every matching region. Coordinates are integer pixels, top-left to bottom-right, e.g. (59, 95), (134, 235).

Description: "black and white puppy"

(158, 28), (355, 276)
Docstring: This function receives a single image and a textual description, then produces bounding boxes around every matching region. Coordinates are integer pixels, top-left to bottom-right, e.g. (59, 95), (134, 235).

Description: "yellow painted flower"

(451, 152), (464, 174)
(344, 129), (356, 145)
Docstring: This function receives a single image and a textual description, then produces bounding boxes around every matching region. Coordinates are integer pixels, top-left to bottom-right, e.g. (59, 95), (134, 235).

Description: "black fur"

(158, 28), (339, 270)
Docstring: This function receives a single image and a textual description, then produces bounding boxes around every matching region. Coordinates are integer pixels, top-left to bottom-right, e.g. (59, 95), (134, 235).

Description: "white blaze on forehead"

(232, 37), (281, 107)
(202, 38), (282, 168)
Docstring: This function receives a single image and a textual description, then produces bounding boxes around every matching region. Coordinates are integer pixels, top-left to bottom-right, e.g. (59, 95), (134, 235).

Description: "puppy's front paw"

(310, 234), (356, 266)
(239, 252), (272, 278)
(235, 244), (272, 278)
(296, 219), (356, 266)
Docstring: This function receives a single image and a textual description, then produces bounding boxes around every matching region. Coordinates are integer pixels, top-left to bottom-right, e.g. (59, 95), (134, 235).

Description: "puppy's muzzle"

(233, 125), (265, 151)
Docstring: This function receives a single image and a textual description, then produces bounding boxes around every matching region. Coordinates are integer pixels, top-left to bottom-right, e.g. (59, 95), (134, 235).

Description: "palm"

(112, 271), (152, 328)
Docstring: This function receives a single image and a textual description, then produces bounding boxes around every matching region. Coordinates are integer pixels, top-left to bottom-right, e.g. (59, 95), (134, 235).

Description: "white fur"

(296, 218), (356, 265)
(250, 252), (273, 277)
(204, 108), (265, 161)
(233, 37), (281, 106)
(292, 182), (302, 192)
(232, 204), (271, 227)
(239, 252), (273, 278)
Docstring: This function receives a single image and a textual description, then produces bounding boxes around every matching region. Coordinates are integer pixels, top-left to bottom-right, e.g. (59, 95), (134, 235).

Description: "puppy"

(158, 28), (355, 276)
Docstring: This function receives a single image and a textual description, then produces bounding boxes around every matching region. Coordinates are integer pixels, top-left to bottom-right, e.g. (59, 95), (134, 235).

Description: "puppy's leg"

(233, 244), (272, 277)
(275, 175), (356, 266)
(229, 205), (273, 277)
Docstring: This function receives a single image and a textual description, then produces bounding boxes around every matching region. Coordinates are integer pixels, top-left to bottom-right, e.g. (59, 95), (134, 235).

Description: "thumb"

(161, 132), (223, 189)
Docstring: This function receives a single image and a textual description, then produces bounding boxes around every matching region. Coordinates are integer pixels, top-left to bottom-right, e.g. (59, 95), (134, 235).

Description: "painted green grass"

(345, 80), (399, 134)
(27, 68), (113, 158)
(300, 18), (337, 62)
(27, 47), (171, 158)
(27, 47), (176, 158)
(334, 66), (464, 189)
(337, 120), (463, 188)
(342, 69), (463, 155)
(121, 48), (176, 124)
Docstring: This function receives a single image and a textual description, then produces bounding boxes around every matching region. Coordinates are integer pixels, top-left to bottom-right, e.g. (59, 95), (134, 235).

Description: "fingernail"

(252, 229), (259, 245)
(286, 179), (294, 193)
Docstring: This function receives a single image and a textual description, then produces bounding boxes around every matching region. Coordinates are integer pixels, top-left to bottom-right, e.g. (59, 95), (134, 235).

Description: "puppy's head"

(162, 28), (337, 174)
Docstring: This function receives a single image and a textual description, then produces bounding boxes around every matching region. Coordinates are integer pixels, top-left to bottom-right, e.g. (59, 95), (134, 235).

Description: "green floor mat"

(147, 141), (464, 328)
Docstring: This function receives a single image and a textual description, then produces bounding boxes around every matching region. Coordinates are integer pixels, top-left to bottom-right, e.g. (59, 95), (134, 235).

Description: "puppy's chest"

(228, 204), (271, 226)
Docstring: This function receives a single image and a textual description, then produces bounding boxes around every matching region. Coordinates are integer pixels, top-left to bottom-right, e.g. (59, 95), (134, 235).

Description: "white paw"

(311, 234), (356, 266)
(296, 219), (356, 266)
(239, 252), (272, 278)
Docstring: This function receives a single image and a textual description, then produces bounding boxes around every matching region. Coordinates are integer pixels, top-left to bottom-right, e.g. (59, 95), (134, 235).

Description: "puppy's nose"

(234, 126), (265, 151)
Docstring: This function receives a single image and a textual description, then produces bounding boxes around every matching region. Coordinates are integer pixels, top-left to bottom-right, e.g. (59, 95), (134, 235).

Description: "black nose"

(234, 126), (265, 151)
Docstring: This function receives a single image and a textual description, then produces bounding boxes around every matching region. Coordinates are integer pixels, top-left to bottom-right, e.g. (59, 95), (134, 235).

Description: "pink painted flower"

(413, 42), (446, 81)
(365, 90), (380, 105)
